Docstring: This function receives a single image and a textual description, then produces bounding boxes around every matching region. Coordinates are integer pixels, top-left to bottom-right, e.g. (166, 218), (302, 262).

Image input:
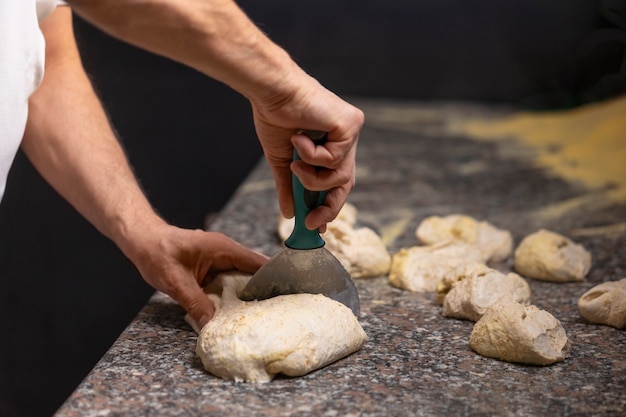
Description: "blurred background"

(1, 1), (624, 416)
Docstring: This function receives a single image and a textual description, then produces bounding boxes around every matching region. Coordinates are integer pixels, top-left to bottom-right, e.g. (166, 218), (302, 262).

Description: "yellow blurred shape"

(459, 95), (626, 201)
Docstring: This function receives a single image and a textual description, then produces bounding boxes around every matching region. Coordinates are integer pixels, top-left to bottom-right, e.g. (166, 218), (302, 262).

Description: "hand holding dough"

(470, 299), (570, 365)
(514, 229), (591, 282)
(195, 273), (367, 383)
(578, 278), (626, 328)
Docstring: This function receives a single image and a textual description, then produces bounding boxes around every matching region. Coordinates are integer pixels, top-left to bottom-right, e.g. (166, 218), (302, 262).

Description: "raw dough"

(578, 278), (626, 328)
(416, 214), (513, 263)
(320, 219), (391, 278)
(194, 272), (367, 383)
(388, 241), (484, 292)
(436, 262), (531, 321)
(514, 229), (591, 282)
(469, 299), (570, 365)
(278, 202), (391, 278)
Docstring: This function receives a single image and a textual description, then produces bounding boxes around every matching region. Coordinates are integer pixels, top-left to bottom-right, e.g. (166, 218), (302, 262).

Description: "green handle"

(284, 131), (327, 249)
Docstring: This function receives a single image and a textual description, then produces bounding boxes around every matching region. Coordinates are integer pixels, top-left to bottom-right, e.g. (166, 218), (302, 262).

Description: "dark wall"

(240, 0), (619, 108)
(1, 1), (618, 416)
(72, 19), (264, 229)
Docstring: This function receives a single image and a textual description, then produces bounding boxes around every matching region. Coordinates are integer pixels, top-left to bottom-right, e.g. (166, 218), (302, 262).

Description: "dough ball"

(469, 299), (570, 365)
(388, 241), (484, 292)
(321, 220), (391, 278)
(277, 202), (391, 278)
(415, 214), (513, 263)
(578, 278), (626, 328)
(437, 262), (531, 321)
(514, 229), (591, 282)
(195, 272), (367, 383)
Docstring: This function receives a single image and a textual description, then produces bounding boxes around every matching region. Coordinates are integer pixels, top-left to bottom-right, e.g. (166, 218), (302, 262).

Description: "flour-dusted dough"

(416, 214), (513, 263)
(388, 241), (484, 292)
(469, 299), (570, 365)
(321, 219), (391, 278)
(578, 278), (626, 329)
(436, 262), (531, 321)
(277, 202), (391, 278)
(514, 229), (591, 282)
(195, 272), (367, 383)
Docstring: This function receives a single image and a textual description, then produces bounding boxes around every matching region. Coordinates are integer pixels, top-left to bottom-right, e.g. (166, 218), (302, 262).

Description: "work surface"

(56, 99), (626, 417)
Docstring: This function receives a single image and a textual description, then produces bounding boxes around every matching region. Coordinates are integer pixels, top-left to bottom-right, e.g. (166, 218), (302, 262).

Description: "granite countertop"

(55, 99), (626, 417)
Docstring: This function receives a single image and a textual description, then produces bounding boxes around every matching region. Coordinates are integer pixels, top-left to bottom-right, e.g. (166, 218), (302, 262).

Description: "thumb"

(174, 282), (216, 330)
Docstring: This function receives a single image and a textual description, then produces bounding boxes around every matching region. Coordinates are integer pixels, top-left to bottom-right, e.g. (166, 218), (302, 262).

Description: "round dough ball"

(321, 220), (391, 278)
(470, 299), (570, 365)
(514, 229), (591, 282)
(437, 262), (531, 321)
(578, 278), (626, 328)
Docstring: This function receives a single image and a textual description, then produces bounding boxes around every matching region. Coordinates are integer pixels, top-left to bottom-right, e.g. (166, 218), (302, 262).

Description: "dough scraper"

(240, 131), (360, 317)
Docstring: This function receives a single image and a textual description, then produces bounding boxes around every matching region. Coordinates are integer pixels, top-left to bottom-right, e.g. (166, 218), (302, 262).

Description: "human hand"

(125, 223), (267, 330)
(31, 1), (271, 332)
(65, 0), (362, 230)
(250, 74), (364, 232)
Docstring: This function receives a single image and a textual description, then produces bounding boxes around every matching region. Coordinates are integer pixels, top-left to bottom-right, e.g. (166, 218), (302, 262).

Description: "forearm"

(64, 0), (363, 229)
(22, 8), (164, 257)
(22, 7), (269, 328)
(66, 0), (305, 105)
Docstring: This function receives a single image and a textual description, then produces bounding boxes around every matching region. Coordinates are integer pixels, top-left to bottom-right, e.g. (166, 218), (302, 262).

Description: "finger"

(208, 234), (269, 273)
(304, 204), (333, 230)
(227, 241), (269, 273)
(304, 183), (352, 230)
(172, 279), (216, 330)
(292, 133), (349, 169)
(290, 160), (354, 192)
(269, 165), (294, 219)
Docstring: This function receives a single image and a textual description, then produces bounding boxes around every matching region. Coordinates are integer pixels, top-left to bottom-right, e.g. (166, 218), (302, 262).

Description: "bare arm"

(23, 8), (266, 328)
(25, 7), (152, 244)
(66, 0), (297, 103)
(66, 0), (364, 228)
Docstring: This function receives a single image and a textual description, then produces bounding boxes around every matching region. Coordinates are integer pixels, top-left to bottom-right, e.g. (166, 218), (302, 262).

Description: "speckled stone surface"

(56, 100), (626, 417)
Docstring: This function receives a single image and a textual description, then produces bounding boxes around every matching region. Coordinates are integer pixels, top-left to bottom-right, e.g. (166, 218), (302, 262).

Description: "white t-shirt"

(0, 0), (64, 202)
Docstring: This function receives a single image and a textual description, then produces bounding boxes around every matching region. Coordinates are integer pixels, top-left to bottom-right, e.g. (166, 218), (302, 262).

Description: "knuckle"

(185, 297), (205, 316)
(352, 107), (365, 127)
(335, 169), (352, 186)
